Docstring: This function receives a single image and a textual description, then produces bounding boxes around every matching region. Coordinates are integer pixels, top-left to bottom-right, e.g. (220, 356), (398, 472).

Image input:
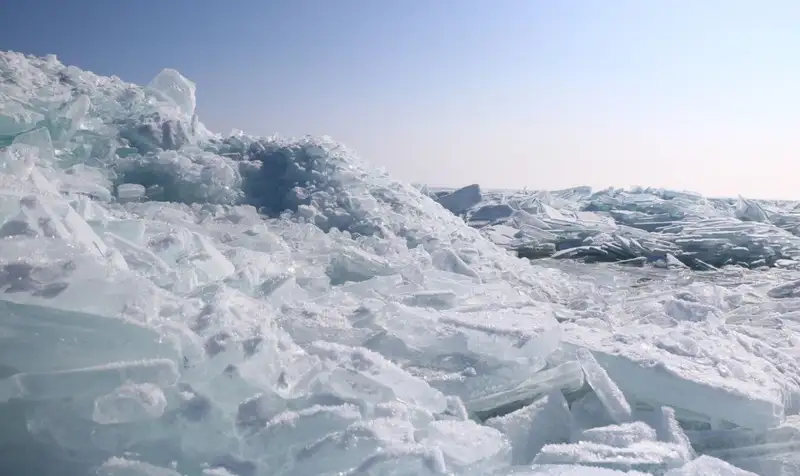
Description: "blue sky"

(2, 0), (800, 198)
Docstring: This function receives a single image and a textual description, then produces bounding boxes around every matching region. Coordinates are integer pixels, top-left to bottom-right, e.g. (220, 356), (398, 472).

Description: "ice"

(433, 183), (482, 215)
(664, 455), (759, 476)
(92, 382), (168, 424)
(495, 467), (648, 476)
(467, 361), (584, 419)
(532, 441), (688, 473)
(97, 457), (183, 476)
(417, 419), (510, 471)
(3, 50), (800, 476)
(0, 358), (179, 402)
(485, 391), (572, 464)
(427, 185), (800, 270)
(118, 183), (147, 202)
(576, 348), (633, 424)
(577, 421), (659, 447)
(147, 69), (198, 118)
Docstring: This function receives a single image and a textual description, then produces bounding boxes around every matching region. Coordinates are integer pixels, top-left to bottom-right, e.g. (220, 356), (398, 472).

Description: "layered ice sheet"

(1, 50), (800, 476)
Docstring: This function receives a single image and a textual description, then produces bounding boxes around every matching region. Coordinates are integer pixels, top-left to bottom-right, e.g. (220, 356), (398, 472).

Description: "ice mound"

(1, 50), (799, 476)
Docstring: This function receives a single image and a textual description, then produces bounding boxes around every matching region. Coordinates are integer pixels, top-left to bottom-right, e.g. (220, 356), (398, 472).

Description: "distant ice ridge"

(431, 184), (800, 270)
(0, 51), (799, 476)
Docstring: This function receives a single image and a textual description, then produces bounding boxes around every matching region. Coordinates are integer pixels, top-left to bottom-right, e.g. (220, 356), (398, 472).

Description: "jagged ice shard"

(0, 51), (799, 476)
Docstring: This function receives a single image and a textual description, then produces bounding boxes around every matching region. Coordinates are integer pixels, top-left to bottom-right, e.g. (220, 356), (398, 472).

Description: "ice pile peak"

(1, 50), (799, 476)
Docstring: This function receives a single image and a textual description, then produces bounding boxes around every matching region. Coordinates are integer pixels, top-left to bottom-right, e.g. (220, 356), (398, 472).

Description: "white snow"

(1, 50), (800, 476)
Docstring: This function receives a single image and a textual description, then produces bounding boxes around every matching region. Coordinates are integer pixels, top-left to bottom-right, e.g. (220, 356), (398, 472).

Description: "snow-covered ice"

(1, 50), (800, 476)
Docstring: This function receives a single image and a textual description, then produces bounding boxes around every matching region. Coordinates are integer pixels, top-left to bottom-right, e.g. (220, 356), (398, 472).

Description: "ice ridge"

(431, 184), (800, 270)
(1, 50), (799, 476)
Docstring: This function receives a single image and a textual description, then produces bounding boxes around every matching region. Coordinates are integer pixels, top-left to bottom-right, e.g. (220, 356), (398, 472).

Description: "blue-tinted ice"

(0, 50), (799, 476)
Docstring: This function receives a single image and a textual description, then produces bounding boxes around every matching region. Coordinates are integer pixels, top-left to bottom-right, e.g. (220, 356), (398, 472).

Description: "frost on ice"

(1, 50), (800, 476)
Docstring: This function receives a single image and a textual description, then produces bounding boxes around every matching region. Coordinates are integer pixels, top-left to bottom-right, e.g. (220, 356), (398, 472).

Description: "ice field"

(1, 51), (799, 475)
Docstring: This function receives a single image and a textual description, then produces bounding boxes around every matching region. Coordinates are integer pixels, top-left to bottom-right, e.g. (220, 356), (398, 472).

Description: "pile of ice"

(431, 185), (800, 270)
(1, 51), (799, 476)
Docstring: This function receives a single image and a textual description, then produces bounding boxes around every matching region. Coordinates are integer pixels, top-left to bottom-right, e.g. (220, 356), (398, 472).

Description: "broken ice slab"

(11, 127), (56, 164)
(481, 224), (522, 247)
(687, 415), (800, 454)
(599, 349), (786, 430)
(46, 94), (90, 145)
(92, 382), (168, 424)
(562, 330), (789, 430)
(240, 403), (362, 464)
(663, 455), (759, 476)
(0, 94), (45, 136)
(346, 445), (447, 476)
(417, 420), (512, 471)
(117, 183), (147, 202)
(0, 191), (110, 260)
(493, 466), (649, 476)
(288, 418), (423, 476)
(651, 407), (694, 461)
(374, 302), (561, 368)
(147, 68), (198, 118)
(434, 184), (482, 215)
(470, 203), (515, 222)
(0, 239), (172, 322)
(0, 358), (179, 402)
(467, 361), (585, 419)
(307, 341), (449, 413)
(532, 441), (688, 474)
(577, 348), (632, 424)
(0, 299), (179, 374)
(577, 422), (658, 448)
(686, 416), (800, 475)
(485, 391), (572, 464)
(96, 457), (182, 476)
(140, 224), (236, 292)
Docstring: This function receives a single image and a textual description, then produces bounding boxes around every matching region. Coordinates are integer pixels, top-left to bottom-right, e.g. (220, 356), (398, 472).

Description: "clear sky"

(2, 0), (800, 199)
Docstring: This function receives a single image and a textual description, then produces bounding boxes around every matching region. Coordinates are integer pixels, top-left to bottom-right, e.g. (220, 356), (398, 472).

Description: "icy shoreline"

(0, 51), (798, 476)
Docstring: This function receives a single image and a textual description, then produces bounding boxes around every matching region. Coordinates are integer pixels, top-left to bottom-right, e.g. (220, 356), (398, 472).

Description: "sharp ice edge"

(0, 51), (798, 476)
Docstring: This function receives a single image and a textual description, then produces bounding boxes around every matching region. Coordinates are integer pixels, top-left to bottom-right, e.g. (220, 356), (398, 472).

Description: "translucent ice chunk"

(346, 446), (447, 476)
(417, 419), (511, 471)
(0, 300), (179, 374)
(533, 441), (687, 473)
(485, 391), (572, 464)
(577, 348), (632, 424)
(117, 183), (147, 202)
(240, 403), (362, 464)
(495, 466), (649, 475)
(307, 341), (448, 413)
(589, 349), (785, 430)
(467, 361), (584, 418)
(653, 407), (694, 461)
(291, 418), (419, 476)
(49, 94), (90, 144)
(92, 382), (167, 424)
(0, 358), (178, 402)
(664, 455), (759, 476)
(577, 422), (658, 448)
(0, 95), (45, 135)
(570, 392), (617, 438)
(147, 69), (197, 117)
(11, 127), (55, 164)
(96, 457), (182, 476)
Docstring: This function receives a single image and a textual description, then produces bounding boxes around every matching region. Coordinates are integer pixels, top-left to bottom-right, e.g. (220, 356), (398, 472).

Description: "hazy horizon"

(3, 1), (800, 200)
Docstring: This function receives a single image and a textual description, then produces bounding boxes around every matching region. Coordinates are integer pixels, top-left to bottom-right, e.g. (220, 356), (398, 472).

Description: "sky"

(2, 0), (800, 199)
